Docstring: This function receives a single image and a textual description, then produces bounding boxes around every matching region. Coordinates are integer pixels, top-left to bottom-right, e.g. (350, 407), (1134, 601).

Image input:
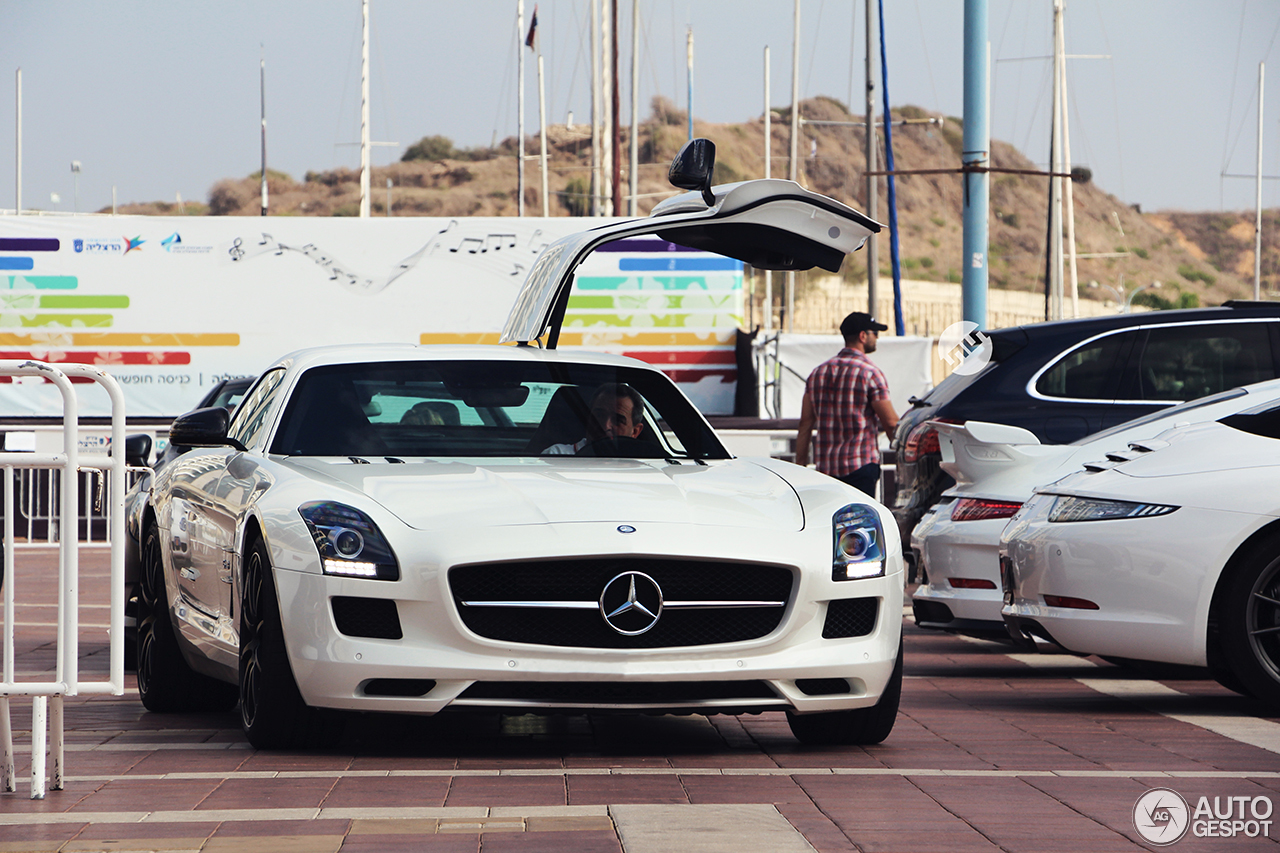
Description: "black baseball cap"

(840, 312), (889, 338)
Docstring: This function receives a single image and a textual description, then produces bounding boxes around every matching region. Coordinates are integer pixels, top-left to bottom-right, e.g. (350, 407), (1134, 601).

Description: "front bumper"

(273, 520), (904, 717)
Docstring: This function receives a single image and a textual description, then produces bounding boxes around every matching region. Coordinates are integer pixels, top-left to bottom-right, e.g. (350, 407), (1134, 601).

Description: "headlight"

(299, 501), (400, 580)
(832, 504), (886, 580)
(1047, 495), (1179, 523)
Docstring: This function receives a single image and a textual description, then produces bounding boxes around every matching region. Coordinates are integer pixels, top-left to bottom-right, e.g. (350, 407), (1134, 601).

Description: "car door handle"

(179, 567), (200, 581)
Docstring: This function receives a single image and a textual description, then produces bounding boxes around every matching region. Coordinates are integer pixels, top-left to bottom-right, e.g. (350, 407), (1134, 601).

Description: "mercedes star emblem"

(599, 571), (663, 635)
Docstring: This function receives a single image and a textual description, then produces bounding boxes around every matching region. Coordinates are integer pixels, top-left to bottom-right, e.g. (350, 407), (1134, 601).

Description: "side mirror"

(668, 138), (716, 206)
(121, 434), (152, 467)
(168, 406), (235, 448)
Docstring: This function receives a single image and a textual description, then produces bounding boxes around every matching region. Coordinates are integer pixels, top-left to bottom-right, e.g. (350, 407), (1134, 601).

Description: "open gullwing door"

(500, 139), (882, 347)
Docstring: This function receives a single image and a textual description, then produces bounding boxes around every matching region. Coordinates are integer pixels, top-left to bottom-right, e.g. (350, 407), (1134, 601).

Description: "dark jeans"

(837, 463), (881, 499)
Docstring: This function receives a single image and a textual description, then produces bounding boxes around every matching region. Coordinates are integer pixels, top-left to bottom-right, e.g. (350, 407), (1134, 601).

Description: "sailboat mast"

(359, 0), (371, 218)
(590, 0), (601, 215)
(629, 0), (639, 216)
(865, 0), (878, 314)
(1047, 0), (1063, 319)
(260, 52), (268, 217)
(1057, 0), (1079, 318)
(1257, 62), (1265, 300)
(518, 0), (526, 217)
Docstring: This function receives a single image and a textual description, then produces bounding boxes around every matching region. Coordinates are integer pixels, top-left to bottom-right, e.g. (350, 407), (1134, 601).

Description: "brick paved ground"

(1, 547), (1277, 851)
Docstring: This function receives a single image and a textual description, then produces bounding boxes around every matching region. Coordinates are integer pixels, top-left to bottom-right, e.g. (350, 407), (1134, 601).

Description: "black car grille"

(457, 680), (779, 704)
(822, 597), (879, 639)
(449, 558), (794, 649)
(332, 596), (403, 640)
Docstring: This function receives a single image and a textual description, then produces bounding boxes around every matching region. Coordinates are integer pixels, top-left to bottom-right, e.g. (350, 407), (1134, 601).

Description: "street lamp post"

(71, 160), (81, 213)
(1125, 281), (1161, 313)
(1087, 279), (1123, 307)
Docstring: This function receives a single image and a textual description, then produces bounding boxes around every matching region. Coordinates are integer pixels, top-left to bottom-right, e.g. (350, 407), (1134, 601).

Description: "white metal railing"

(0, 361), (127, 799)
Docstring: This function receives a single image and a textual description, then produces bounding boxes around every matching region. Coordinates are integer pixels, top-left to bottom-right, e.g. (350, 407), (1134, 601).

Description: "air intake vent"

(332, 596), (402, 640)
(822, 597), (878, 639)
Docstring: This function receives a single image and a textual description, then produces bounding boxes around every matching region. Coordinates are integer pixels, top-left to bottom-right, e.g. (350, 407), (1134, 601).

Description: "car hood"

(282, 457), (805, 532)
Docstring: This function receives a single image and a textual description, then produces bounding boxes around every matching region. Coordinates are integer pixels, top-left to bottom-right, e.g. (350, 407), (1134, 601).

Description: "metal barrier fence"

(0, 361), (127, 799)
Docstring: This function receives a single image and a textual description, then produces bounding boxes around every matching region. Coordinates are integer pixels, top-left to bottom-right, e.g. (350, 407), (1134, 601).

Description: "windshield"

(1069, 386), (1249, 446)
(269, 360), (729, 460)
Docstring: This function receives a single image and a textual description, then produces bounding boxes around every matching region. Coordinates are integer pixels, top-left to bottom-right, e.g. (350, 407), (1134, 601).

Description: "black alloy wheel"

(136, 523), (237, 713)
(1221, 535), (1280, 708)
(786, 634), (903, 746)
(238, 536), (343, 749)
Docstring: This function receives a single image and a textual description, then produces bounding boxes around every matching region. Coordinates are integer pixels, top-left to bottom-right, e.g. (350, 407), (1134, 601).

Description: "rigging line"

(332, 10), (361, 167)
(911, 0), (940, 115)
(373, 22), (398, 162)
(1223, 80), (1261, 183)
(559, 0), (587, 124)
(1091, 0), (1126, 203)
(1009, 3), (1036, 169)
(1263, 5), (1280, 65)
(643, 4), (664, 113)
(487, 12), (518, 150)
(1017, 61), (1054, 165)
(1220, 0), (1248, 175)
(803, 0), (825, 105)
(992, 0), (1017, 144)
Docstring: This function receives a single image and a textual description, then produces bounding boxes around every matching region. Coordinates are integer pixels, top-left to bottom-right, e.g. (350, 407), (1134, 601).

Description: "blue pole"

(877, 0), (904, 337)
(962, 0), (989, 329)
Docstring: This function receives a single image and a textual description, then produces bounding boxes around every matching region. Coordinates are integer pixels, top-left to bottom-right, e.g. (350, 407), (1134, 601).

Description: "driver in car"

(542, 383), (646, 455)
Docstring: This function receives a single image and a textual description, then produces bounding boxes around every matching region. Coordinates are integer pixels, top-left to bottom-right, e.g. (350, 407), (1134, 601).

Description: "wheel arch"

(1207, 518), (1280, 668)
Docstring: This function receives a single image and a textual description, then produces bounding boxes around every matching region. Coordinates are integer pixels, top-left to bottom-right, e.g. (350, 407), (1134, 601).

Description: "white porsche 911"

(999, 395), (1280, 707)
(126, 140), (905, 748)
(913, 378), (1280, 639)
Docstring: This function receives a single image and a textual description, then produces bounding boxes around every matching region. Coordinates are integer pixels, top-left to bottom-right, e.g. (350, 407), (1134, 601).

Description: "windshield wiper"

(908, 395), (932, 408)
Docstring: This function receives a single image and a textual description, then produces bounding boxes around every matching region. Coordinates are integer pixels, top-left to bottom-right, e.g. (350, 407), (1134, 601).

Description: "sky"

(2, 0), (1279, 216)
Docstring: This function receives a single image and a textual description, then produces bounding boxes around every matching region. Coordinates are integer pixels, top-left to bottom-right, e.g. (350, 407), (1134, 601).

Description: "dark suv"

(892, 302), (1280, 552)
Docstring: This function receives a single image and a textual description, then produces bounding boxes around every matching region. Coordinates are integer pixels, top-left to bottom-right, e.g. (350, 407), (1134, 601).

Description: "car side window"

(1135, 322), (1276, 401)
(1036, 331), (1131, 399)
(227, 369), (288, 451)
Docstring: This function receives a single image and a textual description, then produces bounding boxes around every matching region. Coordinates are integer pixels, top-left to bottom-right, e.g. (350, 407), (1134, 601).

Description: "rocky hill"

(114, 97), (1276, 311)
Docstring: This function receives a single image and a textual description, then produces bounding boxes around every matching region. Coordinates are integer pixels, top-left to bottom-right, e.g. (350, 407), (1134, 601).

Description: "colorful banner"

(0, 217), (742, 417)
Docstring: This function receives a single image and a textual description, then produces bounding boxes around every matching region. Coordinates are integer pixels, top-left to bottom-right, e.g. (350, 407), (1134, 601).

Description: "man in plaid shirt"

(794, 312), (900, 497)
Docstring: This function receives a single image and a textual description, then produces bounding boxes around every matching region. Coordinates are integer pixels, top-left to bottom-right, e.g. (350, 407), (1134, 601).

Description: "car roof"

(265, 343), (661, 375)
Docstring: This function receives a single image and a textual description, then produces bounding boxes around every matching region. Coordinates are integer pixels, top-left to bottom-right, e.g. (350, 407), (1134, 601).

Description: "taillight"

(901, 418), (961, 463)
(951, 498), (1023, 522)
(947, 577), (997, 589)
(1043, 594), (1099, 610)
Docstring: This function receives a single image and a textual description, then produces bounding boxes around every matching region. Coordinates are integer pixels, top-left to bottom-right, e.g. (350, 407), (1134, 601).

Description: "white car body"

(127, 145), (907, 747)
(999, 398), (1280, 706)
(912, 379), (1280, 638)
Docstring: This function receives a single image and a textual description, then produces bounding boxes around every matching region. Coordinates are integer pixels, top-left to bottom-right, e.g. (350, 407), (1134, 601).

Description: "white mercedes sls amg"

(126, 140), (905, 748)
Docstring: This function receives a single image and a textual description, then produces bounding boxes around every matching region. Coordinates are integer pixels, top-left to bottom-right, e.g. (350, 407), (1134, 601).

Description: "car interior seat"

(525, 386), (593, 453)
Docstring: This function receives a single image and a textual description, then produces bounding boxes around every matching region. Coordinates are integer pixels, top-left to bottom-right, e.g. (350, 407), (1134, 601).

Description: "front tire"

(136, 523), (237, 713)
(787, 636), (903, 745)
(239, 536), (343, 749)
(1220, 535), (1280, 708)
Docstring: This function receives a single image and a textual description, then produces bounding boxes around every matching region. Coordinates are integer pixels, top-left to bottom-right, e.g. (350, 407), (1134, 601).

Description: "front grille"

(450, 558), (794, 649)
(458, 680), (778, 704)
(332, 596), (403, 639)
(822, 597), (878, 639)
(363, 678), (435, 697)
